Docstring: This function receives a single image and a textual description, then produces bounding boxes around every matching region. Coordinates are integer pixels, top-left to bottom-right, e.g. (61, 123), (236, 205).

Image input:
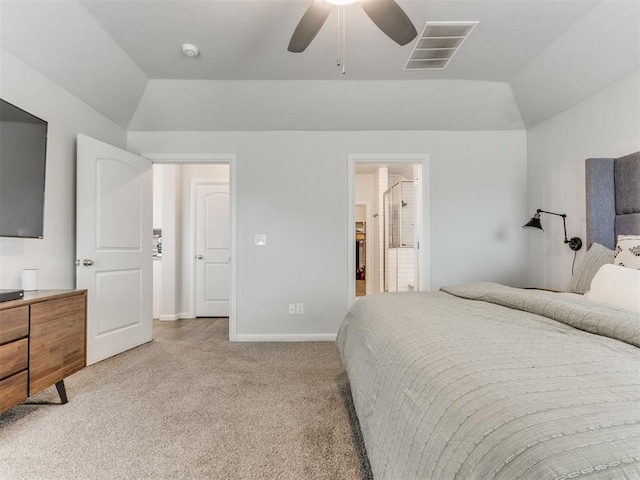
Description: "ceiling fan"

(288, 0), (418, 53)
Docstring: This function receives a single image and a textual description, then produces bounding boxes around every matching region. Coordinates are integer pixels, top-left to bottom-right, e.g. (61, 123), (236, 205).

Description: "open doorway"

(348, 154), (430, 305)
(145, 154), (238, 340)
(152, 163), (230, 320)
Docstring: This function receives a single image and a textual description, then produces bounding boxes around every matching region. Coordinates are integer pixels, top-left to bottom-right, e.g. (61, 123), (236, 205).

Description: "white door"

(195, 183), (230, 317)
(76, 134), (152, 365)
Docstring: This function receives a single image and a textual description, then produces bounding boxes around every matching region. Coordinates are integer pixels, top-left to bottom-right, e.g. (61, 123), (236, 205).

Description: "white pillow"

(614, 235), (640, 270)
(566, 242), (614, 294)
(585, 264), (640, 313)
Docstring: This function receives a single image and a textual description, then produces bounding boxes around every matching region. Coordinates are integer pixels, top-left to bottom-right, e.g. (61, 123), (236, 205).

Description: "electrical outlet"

(288, 304), (295, 315)
(296, 303), (304, 315)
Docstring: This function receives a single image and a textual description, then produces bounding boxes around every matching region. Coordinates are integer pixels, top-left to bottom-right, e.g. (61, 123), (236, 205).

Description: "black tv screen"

(0, 99), (48, 238)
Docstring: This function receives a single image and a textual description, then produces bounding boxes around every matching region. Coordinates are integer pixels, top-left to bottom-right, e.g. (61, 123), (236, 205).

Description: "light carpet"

(0, 319), (372, 480)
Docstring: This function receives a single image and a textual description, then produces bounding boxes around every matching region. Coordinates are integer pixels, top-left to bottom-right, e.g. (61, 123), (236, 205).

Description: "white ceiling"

(1, 0), (638, 130)
(79, 0), (600, 81)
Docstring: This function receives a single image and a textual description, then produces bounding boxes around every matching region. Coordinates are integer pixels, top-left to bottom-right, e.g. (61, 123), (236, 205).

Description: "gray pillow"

(567, 242), (614, 294)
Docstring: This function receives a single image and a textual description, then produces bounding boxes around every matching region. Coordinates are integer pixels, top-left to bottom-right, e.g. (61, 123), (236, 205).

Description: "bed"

(337, 152), (640, 480)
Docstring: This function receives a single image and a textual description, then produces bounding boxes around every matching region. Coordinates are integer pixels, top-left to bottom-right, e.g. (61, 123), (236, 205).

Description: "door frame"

(190, 179), (230, 318)
(347, 154), (431, 307)
(142, 153), (239, 341)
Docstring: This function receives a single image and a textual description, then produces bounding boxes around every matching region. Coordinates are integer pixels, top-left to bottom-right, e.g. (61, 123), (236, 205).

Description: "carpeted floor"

(0, 318), (372, 480)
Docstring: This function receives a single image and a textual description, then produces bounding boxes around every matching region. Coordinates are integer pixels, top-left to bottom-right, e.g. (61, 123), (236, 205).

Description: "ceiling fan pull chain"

(337, 5), (342, 66)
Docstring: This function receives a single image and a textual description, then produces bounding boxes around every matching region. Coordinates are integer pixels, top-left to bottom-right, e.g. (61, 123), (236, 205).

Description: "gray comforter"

(336, 283), (640, 480)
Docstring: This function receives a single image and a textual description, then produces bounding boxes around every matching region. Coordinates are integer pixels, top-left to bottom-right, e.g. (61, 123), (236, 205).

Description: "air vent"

(404, 21), (478, 71)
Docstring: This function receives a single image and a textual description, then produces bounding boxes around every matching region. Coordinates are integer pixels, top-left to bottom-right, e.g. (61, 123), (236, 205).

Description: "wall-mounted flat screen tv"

(0, 99), (48, 239)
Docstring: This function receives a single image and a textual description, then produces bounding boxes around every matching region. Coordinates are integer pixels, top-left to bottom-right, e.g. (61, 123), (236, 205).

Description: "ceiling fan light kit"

(324, 0), (358, 5)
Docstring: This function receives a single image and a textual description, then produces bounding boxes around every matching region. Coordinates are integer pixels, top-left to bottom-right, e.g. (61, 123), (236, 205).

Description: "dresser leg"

(55, 380), (68, 404)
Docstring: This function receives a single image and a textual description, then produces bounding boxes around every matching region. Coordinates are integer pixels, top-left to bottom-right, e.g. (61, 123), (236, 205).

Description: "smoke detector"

(181, 43), (200, 58)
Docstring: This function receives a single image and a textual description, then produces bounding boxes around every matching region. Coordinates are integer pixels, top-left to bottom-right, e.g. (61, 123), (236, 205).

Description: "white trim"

(348, 154), (431, 307)
(142, 153), (239, 341)
(158, 312), (193, 321)
(236, 334), (337, 342)
(142, 153), (234, 164)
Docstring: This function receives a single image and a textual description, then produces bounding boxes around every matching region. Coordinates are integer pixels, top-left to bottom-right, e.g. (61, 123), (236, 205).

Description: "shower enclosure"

(383, 181), (415, 292)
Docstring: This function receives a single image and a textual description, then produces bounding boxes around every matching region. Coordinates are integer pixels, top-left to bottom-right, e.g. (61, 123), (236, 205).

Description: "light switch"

(255, 234), (267, 246)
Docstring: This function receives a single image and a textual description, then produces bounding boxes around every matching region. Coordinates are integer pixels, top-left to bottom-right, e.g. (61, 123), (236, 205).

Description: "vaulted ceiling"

(1, 0), (638, 130)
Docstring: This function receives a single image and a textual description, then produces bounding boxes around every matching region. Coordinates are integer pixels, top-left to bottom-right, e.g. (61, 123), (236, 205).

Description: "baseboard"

(234, 333), (337, 342)
(158, 313), (193, 321)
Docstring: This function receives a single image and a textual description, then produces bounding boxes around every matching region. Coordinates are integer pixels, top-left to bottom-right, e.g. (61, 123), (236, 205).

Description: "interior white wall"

(153, 164), (182, 320)
(1, 0), (149, 127)
(510, 0), (640, 127)
(355, 174), (374, 218)
(128, 130), (527, 337)
(0, 50), (126, 290)
(152, 164), (163, 319)
(129, 79), (525, 131)
(527, 69), (640, 291)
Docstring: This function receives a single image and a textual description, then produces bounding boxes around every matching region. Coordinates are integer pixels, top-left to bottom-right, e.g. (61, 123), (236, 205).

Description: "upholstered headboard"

(586, 151), (640, 249)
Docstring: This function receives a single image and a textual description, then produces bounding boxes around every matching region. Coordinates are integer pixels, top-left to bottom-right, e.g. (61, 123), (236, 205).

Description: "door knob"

(82, 259), (94, 266)
(196, 255), (203, 260)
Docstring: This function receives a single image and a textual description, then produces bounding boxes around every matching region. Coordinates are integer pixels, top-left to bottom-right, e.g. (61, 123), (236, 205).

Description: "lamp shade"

(522, 213), (543, 231)
(522, 209), (582, 251)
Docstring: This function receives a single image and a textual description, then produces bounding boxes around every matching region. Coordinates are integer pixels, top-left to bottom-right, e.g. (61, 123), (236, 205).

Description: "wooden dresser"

(0, 290), (86, 413)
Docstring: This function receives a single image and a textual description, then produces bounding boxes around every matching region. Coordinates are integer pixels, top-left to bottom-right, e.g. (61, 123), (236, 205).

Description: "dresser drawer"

(0, 370), (28, 413)
(0, 338), (28, 380)
(0, 306), (29, 345)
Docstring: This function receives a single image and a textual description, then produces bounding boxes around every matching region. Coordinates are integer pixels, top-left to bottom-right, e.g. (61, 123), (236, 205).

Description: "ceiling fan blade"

(288, 0), (333, 53)
(360, 0), (417, 46)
